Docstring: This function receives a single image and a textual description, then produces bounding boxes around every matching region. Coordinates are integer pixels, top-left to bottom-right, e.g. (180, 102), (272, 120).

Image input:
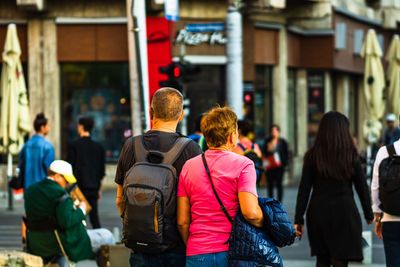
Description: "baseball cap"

(386, 113), (397, 122)
(49, 160), (77, 184)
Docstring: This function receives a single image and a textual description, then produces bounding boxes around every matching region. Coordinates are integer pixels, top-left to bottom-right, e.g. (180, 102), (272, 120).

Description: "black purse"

(9, 167), (24, 190)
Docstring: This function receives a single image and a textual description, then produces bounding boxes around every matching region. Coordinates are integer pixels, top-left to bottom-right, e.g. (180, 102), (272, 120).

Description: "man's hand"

(79, 201), (87, 214)
(375, 222), (383, 239)
(98, 190), (102, 202)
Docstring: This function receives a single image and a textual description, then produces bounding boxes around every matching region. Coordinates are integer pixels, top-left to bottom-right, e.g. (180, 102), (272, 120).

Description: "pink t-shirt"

(177, 149), (258, 256)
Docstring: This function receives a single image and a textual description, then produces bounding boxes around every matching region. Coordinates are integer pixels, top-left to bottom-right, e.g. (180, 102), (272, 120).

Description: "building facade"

(1, 0), (400, 187)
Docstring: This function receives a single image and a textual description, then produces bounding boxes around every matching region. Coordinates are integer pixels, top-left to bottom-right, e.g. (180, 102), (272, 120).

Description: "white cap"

(386, 113), (397, 122)
(49, 160), (76, 183)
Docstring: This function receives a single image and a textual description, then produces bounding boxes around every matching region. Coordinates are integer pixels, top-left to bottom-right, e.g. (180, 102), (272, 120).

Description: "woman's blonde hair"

(200, 106), (238, 148)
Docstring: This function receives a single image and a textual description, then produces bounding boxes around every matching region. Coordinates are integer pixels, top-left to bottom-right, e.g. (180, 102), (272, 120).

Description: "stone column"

(272, 27), (288, 138)
(28, 19), (61, 158)
(336, 73), (350, 117)
(42, 19), (60, 158)
(296, 69), (308, 159)
(324, 71), (333, 112)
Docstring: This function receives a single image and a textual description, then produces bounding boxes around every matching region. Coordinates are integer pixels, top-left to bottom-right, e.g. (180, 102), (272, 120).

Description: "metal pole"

(7, 151), (13, 211)
(226, 5), (243, 119)
(126, 0), (143, 136)
(132, 0), (151, 131)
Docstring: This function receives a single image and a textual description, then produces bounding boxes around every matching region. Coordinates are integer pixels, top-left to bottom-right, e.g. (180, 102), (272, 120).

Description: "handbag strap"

(202, 153), (234, 225)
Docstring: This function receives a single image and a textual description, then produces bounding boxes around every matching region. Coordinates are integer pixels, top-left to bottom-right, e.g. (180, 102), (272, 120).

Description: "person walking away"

(234, 119), (263, 184)
(177, 107), (264, 267)
(115, 87), (202, 267)
(19, 113), (55, 190)
(262, 125), (288, 202)
(294, 111), (373, 267)
(371, 127), (400, 267)
(188, 114), (208, 152)
(67, 116), (105, 229)
(381, 113), (400, 146)
(24, 160), (114, 266)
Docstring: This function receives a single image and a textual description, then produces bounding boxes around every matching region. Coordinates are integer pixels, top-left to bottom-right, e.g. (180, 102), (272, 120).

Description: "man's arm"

(56, 196), (86, 229)
(177, 196), (191, 244)
(116, 184), (124, 216)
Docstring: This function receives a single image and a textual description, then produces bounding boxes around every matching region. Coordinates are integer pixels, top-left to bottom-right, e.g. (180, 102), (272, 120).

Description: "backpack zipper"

(154, 201), (159, 233)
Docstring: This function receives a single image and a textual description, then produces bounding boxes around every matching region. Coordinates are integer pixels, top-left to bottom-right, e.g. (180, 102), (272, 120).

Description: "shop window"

(335, 22), (347, 50)
(61, 63), (131, 162)
(185, 65), (226, 135)
(353, 29), (364, 55)
(254, 65), (273, 143)
(307, 72), (325, 148)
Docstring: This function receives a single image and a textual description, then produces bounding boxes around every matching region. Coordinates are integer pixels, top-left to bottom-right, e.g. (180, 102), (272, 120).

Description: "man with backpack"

(115, 88), (202, 267)
(372, 123), (400, 267)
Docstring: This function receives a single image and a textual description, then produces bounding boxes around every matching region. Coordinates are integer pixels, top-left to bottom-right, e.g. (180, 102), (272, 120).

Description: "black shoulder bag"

(202, 153), (234, 225)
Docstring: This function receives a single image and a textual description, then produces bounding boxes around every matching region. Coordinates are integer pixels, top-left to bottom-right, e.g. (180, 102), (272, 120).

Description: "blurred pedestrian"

(234, 119), (264, 184)
(188, 114), (208, 151)
(177, 107), (263, 267)
(262, 124), (288, 202)
(19, 113), (55, 190)
(371, 121), (400, 267)
(67, 116), (105, 229)
(294, 111), (373, 267)
(381, 113), (400, 146)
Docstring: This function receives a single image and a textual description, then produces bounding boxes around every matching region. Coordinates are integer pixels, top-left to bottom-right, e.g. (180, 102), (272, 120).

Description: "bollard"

(362, 230), (372, 264)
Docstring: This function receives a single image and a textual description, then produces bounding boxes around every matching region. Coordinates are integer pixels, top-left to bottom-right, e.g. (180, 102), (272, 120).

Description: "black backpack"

(121, 135), (190, 252)
(378, 144), (400, 216)
(237, 143), (263, 183)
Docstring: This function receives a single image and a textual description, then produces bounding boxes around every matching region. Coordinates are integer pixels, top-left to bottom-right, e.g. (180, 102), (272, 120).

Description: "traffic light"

(158, 62), (200, 91)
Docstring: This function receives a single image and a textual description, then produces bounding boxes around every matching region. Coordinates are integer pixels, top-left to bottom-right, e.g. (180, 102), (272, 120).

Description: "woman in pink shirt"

(177, 107), (264, 267)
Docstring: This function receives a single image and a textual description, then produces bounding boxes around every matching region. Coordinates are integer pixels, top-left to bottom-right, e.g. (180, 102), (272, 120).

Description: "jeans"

(382, 221), (400, 267)
(87, 228), (115, 252)
(129, 251), (186, 267)
(186, 251), (229, 267)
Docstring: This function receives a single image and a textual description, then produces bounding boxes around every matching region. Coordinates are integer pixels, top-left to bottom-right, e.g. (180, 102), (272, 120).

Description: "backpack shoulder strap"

(251, 142), (255, 151)
(162, 137), (191, 165)
(237, 143), (246, 152)
(133, 135), (148, 163)
(387, 144), (396, 158)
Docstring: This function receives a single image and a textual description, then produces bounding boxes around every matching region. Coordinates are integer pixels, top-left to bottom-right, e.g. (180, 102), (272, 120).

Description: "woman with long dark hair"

(294, 111), (374, 267)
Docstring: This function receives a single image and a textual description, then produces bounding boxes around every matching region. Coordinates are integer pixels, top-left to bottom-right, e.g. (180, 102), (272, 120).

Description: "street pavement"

(0, 186), (386, 266)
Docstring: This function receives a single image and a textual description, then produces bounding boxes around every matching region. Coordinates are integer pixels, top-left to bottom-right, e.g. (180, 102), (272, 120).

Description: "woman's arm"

(238, 192), (264, 228)
(177, 196), (191, 245)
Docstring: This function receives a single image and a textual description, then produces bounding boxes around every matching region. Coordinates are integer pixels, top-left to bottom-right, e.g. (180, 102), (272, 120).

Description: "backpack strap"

(237, 143), (246, 152)
(387, 144), (396, 158)
(162, 137), (191, 165)
(133, 135), (148, 163)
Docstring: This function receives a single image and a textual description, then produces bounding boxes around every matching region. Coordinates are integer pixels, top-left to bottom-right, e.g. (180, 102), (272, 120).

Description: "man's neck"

(36, 132), (45, 137)
(151, 120), (177, 133)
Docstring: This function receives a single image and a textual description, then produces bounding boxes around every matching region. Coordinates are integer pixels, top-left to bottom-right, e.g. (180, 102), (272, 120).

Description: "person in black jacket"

(67, 116), (105, 229)
(262, 125), (289, 202)
(294, 111), (374, 267)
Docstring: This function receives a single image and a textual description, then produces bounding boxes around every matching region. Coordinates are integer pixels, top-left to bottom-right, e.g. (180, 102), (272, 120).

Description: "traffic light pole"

(226, 3), (243, 119)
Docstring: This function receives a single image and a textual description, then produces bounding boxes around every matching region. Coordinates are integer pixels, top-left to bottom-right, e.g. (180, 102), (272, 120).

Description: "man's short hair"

(201, 106), (238, 148)
(151, 88), (183, 121)
(78, 116), (95, 132)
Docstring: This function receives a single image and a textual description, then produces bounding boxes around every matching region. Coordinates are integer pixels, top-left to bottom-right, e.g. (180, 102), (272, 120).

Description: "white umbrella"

(386, 34), (400, 116)
(360, 29), (385, 144)
(0, 24), (31, 209)
(0, 24), (31, 154)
